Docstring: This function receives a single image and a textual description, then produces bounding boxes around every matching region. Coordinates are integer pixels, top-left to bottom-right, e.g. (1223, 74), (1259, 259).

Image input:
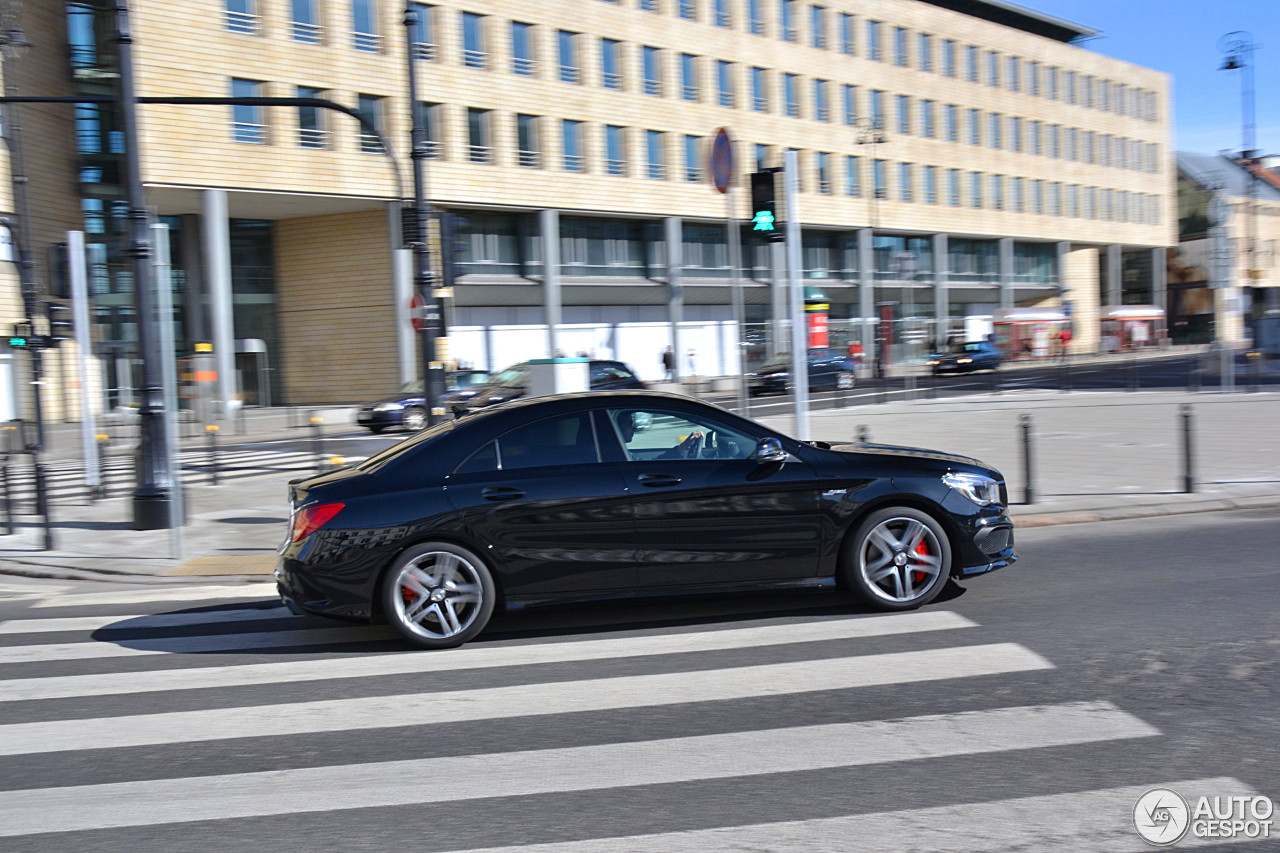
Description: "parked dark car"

(927, 341), (1004, 375)
(748, 350), (856, 396)
(455, 359), (646, 415)
(357, 370), (492, 433)
(278, 391), (1016, 649)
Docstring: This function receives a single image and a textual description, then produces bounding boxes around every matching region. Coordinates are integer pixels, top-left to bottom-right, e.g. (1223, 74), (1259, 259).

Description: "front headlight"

(927, 359), (939, 366)
(957, 358), (973, 364)
(373, 402), (405, 412)
(943, 471), (1002, 506)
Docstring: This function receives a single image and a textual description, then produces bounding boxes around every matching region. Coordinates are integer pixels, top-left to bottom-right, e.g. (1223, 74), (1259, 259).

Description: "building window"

(967, 108), (980, 145)
(896, 94), (911, 135)
(867, 20), (881, 61)
(779, 0), (796, 41)
(717, 60), (735, 107)
(1009, 116), (1021, 152)
(1064, 127), (1076, 161)
(947, 168), (960, 206)
(814, 151), (831, 193)
(352, 0), (380, 51)
(872, 158), (887, 199)
(416, 101), (442, 158)
(1028, 120), (1040, 155)
(969, 171), (982, 208)
(988, 112), (1000, 149)
(646, 129), (664, 178)
(986, 50), (999, 87)
(756, 143), (770, 170)
(468, 107), (492, 163)
(990, 173), (1003, 210)
(231, 79), (266, 143)
(684, 134), (702, 181)
(1012, 176), (1023, 212)
(643, 46), (662, 96)
(357, 93), (384, 152)
(462, 12), (486, 68)
(752, 67), (768, 111)
(924, 165), (937, 204)
(511, 22), (535, 75)
(942, 39), (956, 77)
(562, 119), (583, 171)
(917, 33), (932, 71)
(964, 45), (977, 82)
(715, 0), (731, 27)
(227, 0), (259, 35)
(559, 30), (580, 83)
(811, 5), (827, 48)
(601, 38), (622, 89)
(1028, 61), (1040, 96)
(296, 85), (326, 148)
(517, 114), (539, 167)
(839, 12), (854, 55)
(749, 0), (765, 35)
(1046, 124), (1059, 158)
(788, 148), (803, 192)
(681, 53), (699, 101)
(640, 0), (657, 10)
(920, 99), (934, 138)
(679, 0), (696, 20)
(1031, 180), (1043, 215)
(842, 84), (857, 125)
(893, 27), (908, 66)
(813, 79), (829, 121)
(944, 104), (958, 142)
(870, 89), (884, 129)
(784, 73), (800, 117)
(605, 125), (625, 175)
(844, 155), (860, 196)
(291, 0), (322, 44)
(898, 162), (912, 202)
(1006, 56), (1019, 92)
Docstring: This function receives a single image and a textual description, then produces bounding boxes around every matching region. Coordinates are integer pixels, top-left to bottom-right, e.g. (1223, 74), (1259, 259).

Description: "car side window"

(498, 413), (599, 470)
(607, 408), (756, 462)
(454, 440), (498, 475)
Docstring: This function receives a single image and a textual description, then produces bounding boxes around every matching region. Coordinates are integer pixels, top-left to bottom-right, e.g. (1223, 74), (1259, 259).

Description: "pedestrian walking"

(661, 346), (676, 381)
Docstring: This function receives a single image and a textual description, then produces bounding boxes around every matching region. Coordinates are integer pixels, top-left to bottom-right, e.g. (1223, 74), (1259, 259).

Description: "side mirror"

(753, 437), (787, 464)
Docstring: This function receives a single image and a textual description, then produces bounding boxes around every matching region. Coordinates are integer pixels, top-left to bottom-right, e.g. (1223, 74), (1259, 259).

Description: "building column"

(540, 208), (561, 358)
(858, 228), (875, 361)
(1063, 246), (1101, 353)
(932, 233), (948, 346)
(1151, 246), (1167, 317)
(201, 189), (236, 417)
(665, 216), (684, 378)
(388, 203), (415, 386)
(998, 237), (1014, 309)
(1105, 244), (1122, 308)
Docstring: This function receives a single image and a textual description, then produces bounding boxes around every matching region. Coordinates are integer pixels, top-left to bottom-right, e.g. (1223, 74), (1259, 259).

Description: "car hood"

(364, 392), (422, 408)
(824, 441), (990, 470)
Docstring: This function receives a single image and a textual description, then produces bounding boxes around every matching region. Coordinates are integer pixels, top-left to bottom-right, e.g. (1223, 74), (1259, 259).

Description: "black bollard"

(93, 433), (110, 500)
(1181, 403), (1195, 494)
(310, 415), (325, 470)
(1, 456), (11, 536)
(206, 425), (220, 486)
(1128, 353), (1139, 392)
(1020, 413), (1035, 505)
(857, 424), (870, 444)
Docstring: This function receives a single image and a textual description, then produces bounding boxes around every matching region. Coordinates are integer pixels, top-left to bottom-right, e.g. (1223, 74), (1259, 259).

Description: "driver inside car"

(616, 412), (707, 460)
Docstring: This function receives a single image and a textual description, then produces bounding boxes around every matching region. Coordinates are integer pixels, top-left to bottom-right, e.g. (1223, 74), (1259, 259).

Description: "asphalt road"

(0, 508), (1275, 851)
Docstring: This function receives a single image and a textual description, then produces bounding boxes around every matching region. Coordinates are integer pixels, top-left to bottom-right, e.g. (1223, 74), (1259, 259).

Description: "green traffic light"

(7, 336), (27, 348)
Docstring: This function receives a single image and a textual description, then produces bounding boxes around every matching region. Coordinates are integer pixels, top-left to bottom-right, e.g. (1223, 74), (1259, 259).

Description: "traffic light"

(750, 170), (784, 241)
(8, 322), (49, 350)
(47, 302), (74, 344)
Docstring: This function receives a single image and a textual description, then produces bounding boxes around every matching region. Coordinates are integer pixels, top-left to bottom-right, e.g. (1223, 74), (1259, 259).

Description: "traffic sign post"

(710, 129), (749, 415)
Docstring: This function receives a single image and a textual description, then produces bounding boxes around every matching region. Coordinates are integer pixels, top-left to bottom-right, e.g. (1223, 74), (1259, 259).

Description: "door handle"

(637, 473), (682, 487)
(481, 486), (525, 501)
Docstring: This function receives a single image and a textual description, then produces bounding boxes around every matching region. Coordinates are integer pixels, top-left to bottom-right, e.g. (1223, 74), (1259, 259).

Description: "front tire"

(843, 507), (951, 611)
(402, 406), (427, 431)
(381, 542), (496, 649)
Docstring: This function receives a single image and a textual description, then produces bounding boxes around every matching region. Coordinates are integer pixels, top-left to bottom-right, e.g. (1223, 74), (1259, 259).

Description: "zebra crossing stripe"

(0, 701), (1157, 838)
(431, 777), (1260, 853)
(0, 611), (977, 703)
(0, 643), (1052, 756)
(27, 582), (279, 608)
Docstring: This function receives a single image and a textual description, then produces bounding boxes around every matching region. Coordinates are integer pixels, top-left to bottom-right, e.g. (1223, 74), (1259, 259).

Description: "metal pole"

(727, 181), (748, 415)
(310, 414), (324, 470)
(114, 0), (173, 529)
(1, 453), (10, 535)
(1180, 403), (1195, 493)
(206, 424), (219, 486)
(783, 150), (808, 441)
(154, 223), (184, 557)
(404, 3), (446, 425)
(67, 231), (103, 498)
(1020, 413), (1035, 505)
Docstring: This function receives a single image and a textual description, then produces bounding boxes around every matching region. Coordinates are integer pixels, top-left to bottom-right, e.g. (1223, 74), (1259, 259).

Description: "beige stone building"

(4, 0), (1176, 408)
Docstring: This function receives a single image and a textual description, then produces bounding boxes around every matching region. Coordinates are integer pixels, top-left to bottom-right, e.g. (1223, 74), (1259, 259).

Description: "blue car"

(927, 341), (1003, 375)
(357, 370), (492, 433)
(748, 350), (856, 396)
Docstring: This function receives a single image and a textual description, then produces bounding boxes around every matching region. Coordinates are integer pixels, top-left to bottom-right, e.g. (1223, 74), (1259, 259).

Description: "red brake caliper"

(402, 587), (419, 604)
(913, 540), (930, 585)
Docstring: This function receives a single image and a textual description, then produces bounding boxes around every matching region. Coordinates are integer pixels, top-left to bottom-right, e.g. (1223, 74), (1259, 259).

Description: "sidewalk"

(2, 389), (1278, 585)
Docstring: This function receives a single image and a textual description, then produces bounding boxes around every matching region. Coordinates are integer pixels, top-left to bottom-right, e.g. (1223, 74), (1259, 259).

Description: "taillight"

(289, 502), (345, 542)
(637, 379), (650, 389)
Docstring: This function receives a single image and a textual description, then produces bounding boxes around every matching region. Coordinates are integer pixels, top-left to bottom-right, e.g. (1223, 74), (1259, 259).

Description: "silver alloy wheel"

(857, 514), (945, 605)
(388, 550), (485, 641)
(403, 406), (427, 431)
(836, 372), (854, 389)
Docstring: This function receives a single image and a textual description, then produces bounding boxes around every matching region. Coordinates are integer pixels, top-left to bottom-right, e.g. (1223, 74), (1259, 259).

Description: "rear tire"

(381, 542), (496, 649)
(843, 507), (951, 611)
(367, 425), (386, 434)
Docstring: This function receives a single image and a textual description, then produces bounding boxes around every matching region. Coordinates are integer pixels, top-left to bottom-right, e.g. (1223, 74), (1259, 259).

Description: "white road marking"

(0, 642), (1052, 755)
(28, 583), (279, 609)
(0, 605), (292, 635)
(0, 702), (1157, 837)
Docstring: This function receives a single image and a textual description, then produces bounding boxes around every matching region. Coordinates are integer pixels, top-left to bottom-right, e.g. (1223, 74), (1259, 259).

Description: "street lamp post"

(1, 4), (53, 548)
(854, 117), (887, 374)
(403, 2), (446, 426)
(1219, 32), (1268, 321)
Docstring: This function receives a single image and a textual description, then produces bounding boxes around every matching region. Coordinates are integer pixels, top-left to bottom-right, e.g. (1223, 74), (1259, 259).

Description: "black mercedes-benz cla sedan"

(277, 391), (1015, 649)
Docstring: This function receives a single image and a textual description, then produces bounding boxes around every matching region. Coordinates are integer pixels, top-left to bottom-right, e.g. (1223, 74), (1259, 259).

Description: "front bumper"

(356, 408), (405, 429)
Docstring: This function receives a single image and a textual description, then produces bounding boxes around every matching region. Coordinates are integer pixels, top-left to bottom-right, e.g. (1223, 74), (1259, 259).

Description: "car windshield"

(398, 380), (423, 394)
(489, 364), (530, 385)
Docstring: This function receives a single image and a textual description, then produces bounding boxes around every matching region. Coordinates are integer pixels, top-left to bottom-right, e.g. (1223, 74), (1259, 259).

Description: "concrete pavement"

(1, 388), (1278, 584)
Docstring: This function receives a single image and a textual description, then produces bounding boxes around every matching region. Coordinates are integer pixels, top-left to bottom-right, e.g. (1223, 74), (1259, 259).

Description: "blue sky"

(1030, 0), (1278, 155)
